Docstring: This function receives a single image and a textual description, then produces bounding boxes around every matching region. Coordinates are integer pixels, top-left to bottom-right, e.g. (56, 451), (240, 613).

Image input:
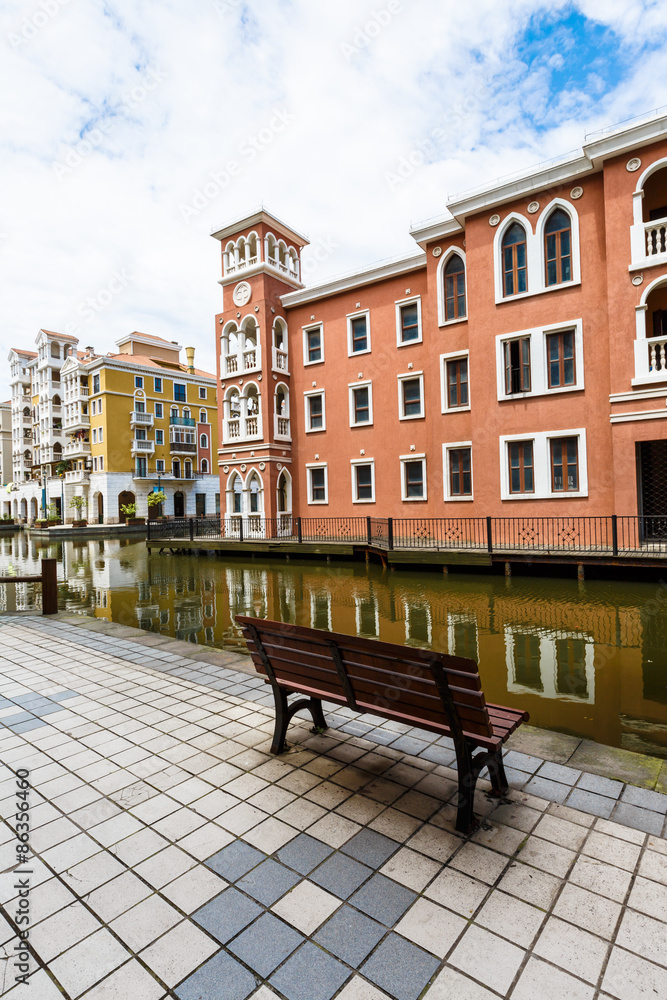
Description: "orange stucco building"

(211, 112), (667, 530)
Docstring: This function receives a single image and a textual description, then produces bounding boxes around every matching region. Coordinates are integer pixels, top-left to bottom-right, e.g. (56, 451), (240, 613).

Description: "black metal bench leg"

(308, 698), (327, 733)
(453, 742), (480, 835)
(271, 686), (291, 755)
(487, 748), (509, 798)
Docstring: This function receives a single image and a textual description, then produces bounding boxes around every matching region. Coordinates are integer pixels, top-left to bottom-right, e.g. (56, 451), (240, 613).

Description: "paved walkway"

(0, 616), (666, 1000)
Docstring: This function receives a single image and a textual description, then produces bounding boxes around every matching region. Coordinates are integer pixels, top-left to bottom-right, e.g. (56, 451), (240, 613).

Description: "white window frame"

(98, 427), (103, 442)
(200, 434), (208, 448)
(303, 324), (324, 366)
(437, 247), (468, 328)
(156, 460), (165, 473)
(306, 462), (328, 505)
(400, 453), (427, 501)
(174, 382), (186, 402)
(347, 309), (371, 357)
(155, 403), (163, 419)
(499, 428), (588, 500)
(443, 441), (474, 501)
(496, 319), (584, 402)
(440, 351), (471, 412)
(92, 428), (97, 443)
(135, 376), (143, 389)
(494, 203), (581, 305)
(397, 371), (424, 420)
(98, 399), (103, 413)
(350, 458), (376, 503)
(154, 377), (162, 393)
(199, 386), (207, 399)
(395, 296), (422, 347)
(348, 380), (373, 427)
(91, 400), (96, 415)
(155, 429), (164, 445)
(304, 389), (326, 433)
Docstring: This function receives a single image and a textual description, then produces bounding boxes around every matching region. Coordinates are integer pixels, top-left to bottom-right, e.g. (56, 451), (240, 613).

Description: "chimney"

(185, 346), (195, 374)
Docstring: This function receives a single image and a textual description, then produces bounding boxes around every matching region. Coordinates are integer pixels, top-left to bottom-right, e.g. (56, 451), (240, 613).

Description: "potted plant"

(69, 495), (87, 527)
(36, 502), (62, 527)
(120, 502), (145, 526)
(1, 513), (15, 525)
(146, 490), (167, 520)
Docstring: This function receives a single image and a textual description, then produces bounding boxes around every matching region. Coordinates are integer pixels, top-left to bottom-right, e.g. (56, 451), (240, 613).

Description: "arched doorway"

(30, 498), (38, 522)
(118, 491), (135, 524)
(96, 492), (104, 524)
(276, 470), (292, 536)
(174, 491), (185, 517)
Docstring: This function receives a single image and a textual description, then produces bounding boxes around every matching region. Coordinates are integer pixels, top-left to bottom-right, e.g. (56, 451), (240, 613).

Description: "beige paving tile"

(134, 846), (196, 889)
(594, 818), (646, 845)
(216, 802), (269, 836)
(152, 807), (206, 842)
(475, 889), (545, 948)
(533, 813), (589, 851)
(82, 959), (165, 1000)
(517, 835), (575, 877)
(61, 851), (126, 895)
(534, 915), (608, 984)
(243, 817), (297, 853)
(50, 927), (130, 998)
(395, 897), (466, 958)
(426, 965), (502, 1000)
(379, 847), (440, 892)
(569, 855), (633, 903)
(497, 861), (561, 909)
(407, 825), (461, 864)
(471, 821), (526, 856)
(307, 813), (361, 848)
(110, 896), (183, 951)
(112, 828), (171, 866)
(450, 843), (509, 885)
(554, 883), (622, 939)
(425, 867), (489, 917)
(3, 968), (66, 1000)
(30, 816), (80, 853)
(161, 866), (228, 911)
(276, 798), (328, 828)
(140, 920), (219, 987)
(335, 794), (386, 824)
(547, 802), (596, 828)
(368, 806), (421, 842)
(627, 874), (667, 921)
(85, 871), (154, 922)
(332, 978), (393, 1000)
(637, 848), (667, 886)
(272, 880), (341, 934)
(177, 822), (235, 861)
(512, 956), (595, 1000)
(25, 878), (76, 924)
(583, 831), (641, 873)
(250, 784), (298, 813)
(392, 789), (441, 820)
(602, 944), (667, 1000)
(616, 909), (667, 967)
(449, 924), (525, 995)
(91, 812), (145, 847)
(41, 834), (101, 872)
(30, 901), (101, 961)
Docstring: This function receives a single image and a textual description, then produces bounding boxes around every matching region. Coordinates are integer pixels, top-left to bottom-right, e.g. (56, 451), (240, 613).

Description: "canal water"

(1, 532), (666, 759)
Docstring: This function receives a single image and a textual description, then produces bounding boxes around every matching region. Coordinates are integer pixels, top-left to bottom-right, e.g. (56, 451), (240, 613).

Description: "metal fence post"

(41, 558), (58, 615)
(486, 516), (493, 554)
(297, 517), (302, 543)
(387, 518), (393, 550)
(189, 518), (194, 541)
(146, 519), (151, 540)
(612, 515), (618, 556)
(366, 516), (372, 546)
(239, 517), (244, 542)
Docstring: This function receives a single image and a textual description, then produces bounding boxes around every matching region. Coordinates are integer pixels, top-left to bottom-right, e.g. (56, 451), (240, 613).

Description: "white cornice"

(218, 262), (304, 291)
(115, 332), (182, 353)
(584, 111), (667, 167)
(408, 217), (463, 249)
(85, 356), (216, 384)
(281, 253), (427, 307)
(210, 207), (309, 247)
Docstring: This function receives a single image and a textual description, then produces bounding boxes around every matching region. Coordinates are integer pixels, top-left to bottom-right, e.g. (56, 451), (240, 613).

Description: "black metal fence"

(147, 513), (667, 557)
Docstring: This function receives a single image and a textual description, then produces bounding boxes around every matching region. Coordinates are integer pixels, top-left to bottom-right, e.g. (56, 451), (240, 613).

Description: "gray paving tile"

(228, 912), (303, 977)
(341, 829), (400, 869)
(205, 841), (266, 881)
(175, 949), (257, 1000)
(524, 776), (570, 803)
(620, 785), (667, 814)
(576, 773), (623, 800)
(9, 719), (47, 733)
(566, 789), (615, 819)
(277, 834), (333, 875)
(192, 887), (262, 943)
(361, 932), (440, 1000)
(269, 941), (350, 1000)
(349, 873), (417, 926)
(314, 904), (386, 966)
(420, 745), (456, 766)
(237, 859), (300, 906)
(505, 767), (530, 788)
(366, 728), (400, 746)
(504, 750), (543, 774)
(611, 802), (664, 835)
(537, 761), (581, 785)
(390, 736), (429, 755)
(310, 852), (373, 899)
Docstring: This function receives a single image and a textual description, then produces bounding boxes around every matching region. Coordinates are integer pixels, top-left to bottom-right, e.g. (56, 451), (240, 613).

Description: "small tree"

(146, 490), (166, 510)
(69, 496), (87, 522)
(120, 502), (137, 518)
(46, 502), (59, 521)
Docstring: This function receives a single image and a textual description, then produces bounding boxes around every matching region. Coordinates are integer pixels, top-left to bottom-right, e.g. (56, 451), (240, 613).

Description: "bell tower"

(211, 208), (308, 532)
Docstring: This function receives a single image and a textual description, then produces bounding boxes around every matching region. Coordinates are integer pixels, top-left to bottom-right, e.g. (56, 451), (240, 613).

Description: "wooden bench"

(236, 616), (529, 834)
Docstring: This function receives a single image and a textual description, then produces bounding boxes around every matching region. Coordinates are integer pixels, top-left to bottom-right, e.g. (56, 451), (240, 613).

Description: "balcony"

(65, 469), (90, 484)
(65, 415), (90, 433)
(169, 416), (195, 426)
(64, 440), (91, 458)
(631, 213), (667, 269)
(170, 441), (197, 454)
(223, 415), (262, 443)
(222, 346), (262, 377)
(274, 415), (290, 439)
(272, 347), (288, 372)
(131, 411), (154, 428)
(131, 440), (155, 456)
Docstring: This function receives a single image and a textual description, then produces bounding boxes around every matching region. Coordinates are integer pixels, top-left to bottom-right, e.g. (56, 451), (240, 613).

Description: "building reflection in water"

(0, 535), (665, 756)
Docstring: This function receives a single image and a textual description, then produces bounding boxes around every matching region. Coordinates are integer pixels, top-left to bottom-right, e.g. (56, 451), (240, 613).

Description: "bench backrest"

(235, 616), (494, 742)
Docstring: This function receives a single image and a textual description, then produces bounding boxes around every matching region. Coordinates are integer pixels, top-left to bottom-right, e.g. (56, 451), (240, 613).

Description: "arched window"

(502, 223), (527, 297)
(171, 406), (178, 418)
(201, 459), (209, 474)
(200, 434), (208, 449)
(184, 460), (192, 478)
(200, 409), (207, 423)
(232, 474), (242, 513)
(53, 395), (61, 406)
(444, 254), (466, 320)
(183, 407), (190, 419)
(544, 209), (572, 286)
(249, 475), (261, 513)
(50, 342), (60, 358)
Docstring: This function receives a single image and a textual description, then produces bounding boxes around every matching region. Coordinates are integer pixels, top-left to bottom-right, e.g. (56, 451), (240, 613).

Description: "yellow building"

(6, 330), (218, 524)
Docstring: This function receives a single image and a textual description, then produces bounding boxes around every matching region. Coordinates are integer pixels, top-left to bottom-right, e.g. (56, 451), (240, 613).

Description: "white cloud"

(0, 0), (665, 398)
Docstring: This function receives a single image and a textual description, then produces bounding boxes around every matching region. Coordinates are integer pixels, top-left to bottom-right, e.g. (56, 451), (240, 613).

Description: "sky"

(1, 0), (666, 397)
